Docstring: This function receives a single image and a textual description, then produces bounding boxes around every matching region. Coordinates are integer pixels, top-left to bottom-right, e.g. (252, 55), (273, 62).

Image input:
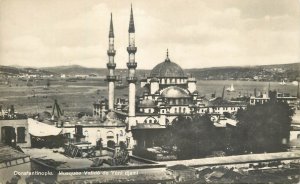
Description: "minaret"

(107, 13), (116, 110)
(127, 5), (137, 128)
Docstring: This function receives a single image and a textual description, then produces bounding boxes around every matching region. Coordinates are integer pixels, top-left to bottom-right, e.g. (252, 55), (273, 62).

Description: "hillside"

(1, 62), (299, 81)
(41, 65), (106, 76)
(186, 63), (300, 81)
(0, 65), (55, 76)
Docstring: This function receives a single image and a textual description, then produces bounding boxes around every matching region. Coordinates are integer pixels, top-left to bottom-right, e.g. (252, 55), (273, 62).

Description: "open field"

(0, 78), (299, 116)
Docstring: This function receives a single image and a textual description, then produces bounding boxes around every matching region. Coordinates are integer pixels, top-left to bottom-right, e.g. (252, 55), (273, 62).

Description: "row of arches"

(160, 78), (187, 84)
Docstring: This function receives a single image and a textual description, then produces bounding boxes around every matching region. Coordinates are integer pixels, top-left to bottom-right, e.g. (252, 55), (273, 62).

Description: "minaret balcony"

(127, 46), (137, 54)
(106, 75), (117, 81)
(127, 62), (137, 69)
(107, 63), (116, 69)
(126, 76), (138, 83)
(107, 50), (116, 56)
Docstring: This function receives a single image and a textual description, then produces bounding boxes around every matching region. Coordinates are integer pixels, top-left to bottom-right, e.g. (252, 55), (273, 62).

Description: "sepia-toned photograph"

(0, 0), (300, 183)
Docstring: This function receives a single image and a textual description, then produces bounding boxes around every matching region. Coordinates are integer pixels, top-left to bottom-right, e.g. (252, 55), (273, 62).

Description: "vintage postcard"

(0, 0), (300, 183)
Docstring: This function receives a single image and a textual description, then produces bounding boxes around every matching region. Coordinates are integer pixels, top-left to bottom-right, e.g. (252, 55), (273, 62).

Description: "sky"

(0, 0), (299, 69)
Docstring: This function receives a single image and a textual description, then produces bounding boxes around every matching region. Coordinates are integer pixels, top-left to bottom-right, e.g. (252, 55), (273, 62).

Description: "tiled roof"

(0, 144), (29, 163)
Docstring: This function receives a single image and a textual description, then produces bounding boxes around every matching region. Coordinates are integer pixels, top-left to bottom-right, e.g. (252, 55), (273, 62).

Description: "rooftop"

(0, 144), (29, 163)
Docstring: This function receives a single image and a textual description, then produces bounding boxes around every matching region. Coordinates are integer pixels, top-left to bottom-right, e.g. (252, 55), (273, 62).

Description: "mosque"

(89, 5), (247, 150)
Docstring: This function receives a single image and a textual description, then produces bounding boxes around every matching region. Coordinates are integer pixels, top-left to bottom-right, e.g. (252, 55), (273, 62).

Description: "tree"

(234, 102), (294, 153)
(113, 141), (129, 165)
(158, 115), (219, 159)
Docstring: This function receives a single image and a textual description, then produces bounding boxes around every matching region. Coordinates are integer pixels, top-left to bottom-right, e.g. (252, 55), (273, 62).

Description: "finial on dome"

(165, 49), (170, 62)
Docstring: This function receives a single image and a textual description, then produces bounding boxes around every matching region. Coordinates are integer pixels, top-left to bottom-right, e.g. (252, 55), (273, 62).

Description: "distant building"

(75, 74), (88, 79)
(250, 93), (270, 105)
(250, 92), (298, 108)
(276, 92), (298, 108)
(198, 97), (247, 115)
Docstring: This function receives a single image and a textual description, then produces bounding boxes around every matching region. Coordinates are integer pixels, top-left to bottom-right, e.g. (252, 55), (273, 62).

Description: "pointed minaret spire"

(109, 13), (114, 38)
(106, 13), (116, 110)
(129, 4), (135, 33)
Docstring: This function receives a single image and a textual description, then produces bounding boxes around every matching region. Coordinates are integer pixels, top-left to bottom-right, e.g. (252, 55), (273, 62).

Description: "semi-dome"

(139, 99), (156, 107)
(161, 86), (190, 98)
(150, 52), (185, 78)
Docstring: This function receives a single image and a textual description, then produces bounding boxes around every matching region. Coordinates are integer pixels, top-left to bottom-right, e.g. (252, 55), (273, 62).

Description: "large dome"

(150, 56), (185, 78)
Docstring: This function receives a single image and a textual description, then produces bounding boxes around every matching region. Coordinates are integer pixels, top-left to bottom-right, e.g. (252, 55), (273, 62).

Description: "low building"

(198, 97), (247, 115)
(250, 93), (270, 105)
(276, 93), (298, 108)
(60, 112), (127, 148)
(250, 92), (299, 107)
(0, 107), (31, 147)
